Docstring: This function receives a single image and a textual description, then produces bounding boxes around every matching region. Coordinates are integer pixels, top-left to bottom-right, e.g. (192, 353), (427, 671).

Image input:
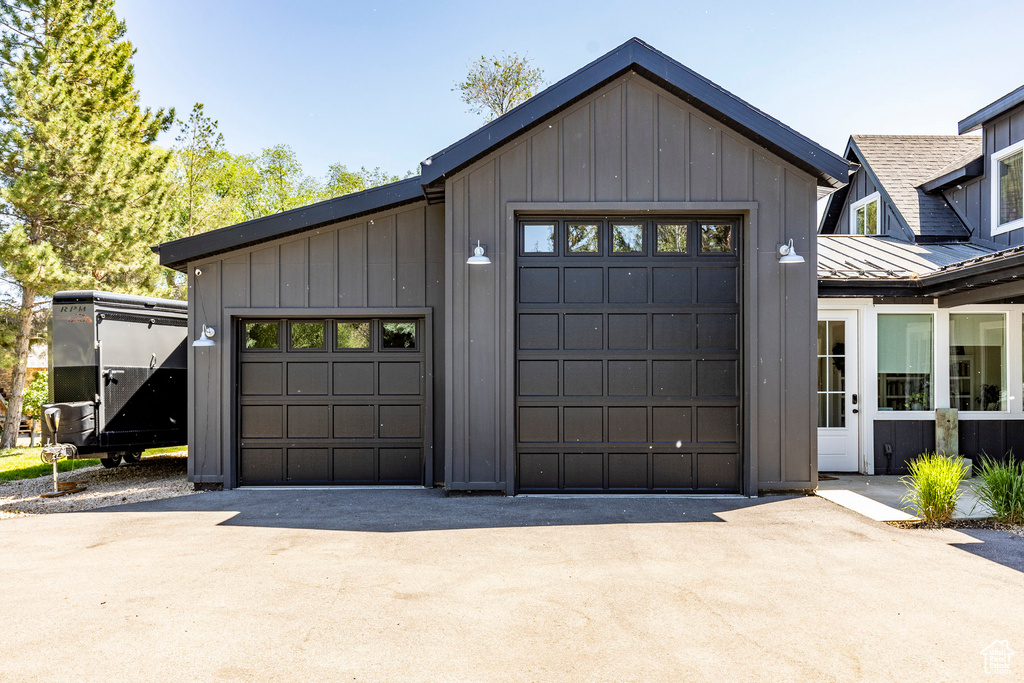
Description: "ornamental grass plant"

(901, 453), (970, 524)
(974, 454), (1024, 526)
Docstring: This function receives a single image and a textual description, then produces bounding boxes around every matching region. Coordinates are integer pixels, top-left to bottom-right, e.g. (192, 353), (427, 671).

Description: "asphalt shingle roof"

(851, 134), (981, 240)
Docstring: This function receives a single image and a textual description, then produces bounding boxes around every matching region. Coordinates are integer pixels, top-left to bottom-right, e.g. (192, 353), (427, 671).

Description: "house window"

(850, 192), (880, 235)
(950, 314), (1005, 411)
(817, 321), (846, 428)
(992, 141), (1024, 235)
(877, 314), (932, 410)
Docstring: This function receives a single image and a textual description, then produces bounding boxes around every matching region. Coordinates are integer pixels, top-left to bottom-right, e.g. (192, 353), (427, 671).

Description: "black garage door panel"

(516, 218), (741, 493)
(238, 318), (426, 486)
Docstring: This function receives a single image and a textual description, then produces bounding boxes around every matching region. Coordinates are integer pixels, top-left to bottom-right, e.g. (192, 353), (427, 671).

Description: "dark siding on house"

(944, 175), (983, 235)
(979, 102), (1024, 245)
(188, 202), (446, 486)
(834, 168), (909, 241)
(445, 73), (818, 493)
(873, 419), (1024, 474)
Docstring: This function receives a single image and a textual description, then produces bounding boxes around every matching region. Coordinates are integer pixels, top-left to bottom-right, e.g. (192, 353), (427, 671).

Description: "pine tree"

(0, 0), (174, 448)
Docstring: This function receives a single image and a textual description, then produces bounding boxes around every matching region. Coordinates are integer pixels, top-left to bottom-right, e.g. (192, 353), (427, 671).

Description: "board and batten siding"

(445, 72), (818, 492)
(978, 102), (1024, 245)
(834, 165), (911, 241)
(187, 202), (446, 486)
(944, 175), (983, 235)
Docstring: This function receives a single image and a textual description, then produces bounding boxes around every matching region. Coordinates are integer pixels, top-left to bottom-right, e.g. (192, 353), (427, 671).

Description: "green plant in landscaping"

(901, 452), (970, 524)
(974, 453), (1024, 526)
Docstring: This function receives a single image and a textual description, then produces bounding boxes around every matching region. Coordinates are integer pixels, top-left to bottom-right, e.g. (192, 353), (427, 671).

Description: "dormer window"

(992, 140), (1024, 235)
(850, 192), (880, 235)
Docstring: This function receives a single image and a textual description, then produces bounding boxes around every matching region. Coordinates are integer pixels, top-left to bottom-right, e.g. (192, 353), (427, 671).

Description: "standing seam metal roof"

(817, 235), (995, 280)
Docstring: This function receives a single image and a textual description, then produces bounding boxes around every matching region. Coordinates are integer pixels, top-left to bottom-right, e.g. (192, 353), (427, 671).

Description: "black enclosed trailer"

(41, 291), (188, 467)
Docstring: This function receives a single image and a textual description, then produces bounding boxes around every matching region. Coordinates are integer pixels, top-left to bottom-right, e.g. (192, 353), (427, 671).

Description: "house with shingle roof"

(815, 90), (1024, 475)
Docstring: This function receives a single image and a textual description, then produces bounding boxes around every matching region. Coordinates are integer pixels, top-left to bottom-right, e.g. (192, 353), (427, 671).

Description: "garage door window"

(611, 223), (644, 253)
(567, 223), (600, 254)
(700, 224), (732, 253)
(245, 322), (279, 349)
(656, 223), (688, 253)
(337, 321), (371, 350)
(382, 321), (417, 350)
(523, 224), (555, 253)
(290, 321), (325, 349)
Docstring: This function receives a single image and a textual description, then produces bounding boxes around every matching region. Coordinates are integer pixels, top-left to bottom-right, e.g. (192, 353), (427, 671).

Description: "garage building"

(156, 38), (851, 494)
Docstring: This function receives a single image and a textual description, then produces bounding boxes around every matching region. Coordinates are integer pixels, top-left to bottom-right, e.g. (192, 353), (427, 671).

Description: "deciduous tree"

(455, 52), (545, 121)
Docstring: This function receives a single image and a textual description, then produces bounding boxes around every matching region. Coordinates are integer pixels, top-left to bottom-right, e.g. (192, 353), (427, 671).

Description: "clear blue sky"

(118, 0), (1024, 180)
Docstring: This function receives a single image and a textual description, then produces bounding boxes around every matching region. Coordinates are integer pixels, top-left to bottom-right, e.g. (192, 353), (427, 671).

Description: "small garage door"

(237, 318), (426, 485)
(516, 217), (742, 493)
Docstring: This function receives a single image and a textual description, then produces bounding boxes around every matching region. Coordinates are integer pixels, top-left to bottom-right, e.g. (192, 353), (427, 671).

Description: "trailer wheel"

(122, 451), (143, 465)
(99, 454), (122, 468)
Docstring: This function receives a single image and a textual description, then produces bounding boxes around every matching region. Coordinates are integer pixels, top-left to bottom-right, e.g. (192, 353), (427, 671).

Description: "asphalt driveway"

(1, 490), (1021, 681)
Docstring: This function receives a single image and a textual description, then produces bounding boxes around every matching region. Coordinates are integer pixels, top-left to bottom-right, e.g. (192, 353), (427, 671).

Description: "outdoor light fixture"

(466, 240), (491, 265)
(777, 239), (805, 264)
(192, 324), (216, 347)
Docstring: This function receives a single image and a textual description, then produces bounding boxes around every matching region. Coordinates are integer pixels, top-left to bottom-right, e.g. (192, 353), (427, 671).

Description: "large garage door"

(516, 217), (741, 493)
(237, 318), (426, 485)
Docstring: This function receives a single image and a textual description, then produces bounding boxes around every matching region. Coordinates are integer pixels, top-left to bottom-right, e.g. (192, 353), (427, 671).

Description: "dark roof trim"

(959, 83), (1024, 134)
(158, 38), (851, 271)
(918, 156), (984, 194)
(420, 38), (851, 191)
(156, 177), (424, 271)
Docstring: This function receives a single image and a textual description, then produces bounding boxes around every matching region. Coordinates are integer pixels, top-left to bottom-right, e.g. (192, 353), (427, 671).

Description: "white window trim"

(864, 303), (1024, 421)
(990, 139), (1024, 236)
(849, 192), (881, 235)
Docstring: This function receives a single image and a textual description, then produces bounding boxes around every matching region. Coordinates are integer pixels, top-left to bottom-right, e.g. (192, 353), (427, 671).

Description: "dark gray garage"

(237, 317), (429, 485)
(156, 38), (852, 494)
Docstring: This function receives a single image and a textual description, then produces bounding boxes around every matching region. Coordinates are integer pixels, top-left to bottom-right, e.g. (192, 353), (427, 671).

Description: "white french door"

(817, 311), (860, 472)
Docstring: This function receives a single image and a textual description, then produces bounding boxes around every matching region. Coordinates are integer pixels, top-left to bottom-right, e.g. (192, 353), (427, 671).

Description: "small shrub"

(974, 454), (1024, 526)
(901, 453), (970, 524)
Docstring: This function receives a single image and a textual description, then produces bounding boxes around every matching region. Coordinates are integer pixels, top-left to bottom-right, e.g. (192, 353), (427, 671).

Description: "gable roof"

(157, 37), (851, 272)
(820, 135), (979, 241)
(420, 38), (850, 194)
(959, 83), (1024, 134)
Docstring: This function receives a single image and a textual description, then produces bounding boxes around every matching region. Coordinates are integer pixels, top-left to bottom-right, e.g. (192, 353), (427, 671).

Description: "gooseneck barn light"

(466, 240), (491, 265)
(193, 323), (216, 347)
(777, 239), (805, 264)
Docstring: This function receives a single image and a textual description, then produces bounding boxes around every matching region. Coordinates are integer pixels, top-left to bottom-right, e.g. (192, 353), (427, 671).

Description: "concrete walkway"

(817, 474), (994, 522)
(1, 490), (1022, 681)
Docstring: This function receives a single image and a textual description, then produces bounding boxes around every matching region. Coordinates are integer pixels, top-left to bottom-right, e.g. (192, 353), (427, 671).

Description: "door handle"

(852, 408), (859, 414)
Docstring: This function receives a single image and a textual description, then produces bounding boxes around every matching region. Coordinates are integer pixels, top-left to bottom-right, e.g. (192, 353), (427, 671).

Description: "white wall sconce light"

(193, 323), (216, 347)
(466, 240), (491, 265)
(777, 239), (805, 264)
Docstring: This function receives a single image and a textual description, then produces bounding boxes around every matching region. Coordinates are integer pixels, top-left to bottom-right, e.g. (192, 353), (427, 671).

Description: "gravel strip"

(0, 452), (200, 519)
